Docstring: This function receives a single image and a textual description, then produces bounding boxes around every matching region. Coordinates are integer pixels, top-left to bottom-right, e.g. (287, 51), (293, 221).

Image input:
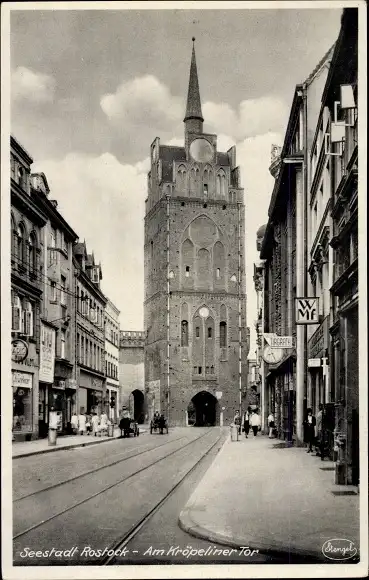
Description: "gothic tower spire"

(184, 38), (204, 134)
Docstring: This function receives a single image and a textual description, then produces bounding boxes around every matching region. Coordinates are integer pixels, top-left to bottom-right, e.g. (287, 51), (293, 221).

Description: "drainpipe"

(237, 201), (242, 420)
(166, 193), (170, 425)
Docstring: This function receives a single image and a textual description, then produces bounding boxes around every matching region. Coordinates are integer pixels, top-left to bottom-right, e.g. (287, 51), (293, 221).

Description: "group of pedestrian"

(71, 411), (109, 436)
(231, 408), (262, 441)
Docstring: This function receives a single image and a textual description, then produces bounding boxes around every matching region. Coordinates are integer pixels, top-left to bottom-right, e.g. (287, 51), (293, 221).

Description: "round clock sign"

(11, 339), (28, 363)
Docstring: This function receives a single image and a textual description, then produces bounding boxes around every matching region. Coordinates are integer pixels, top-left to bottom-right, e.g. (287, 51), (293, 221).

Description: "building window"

(181, 320), (189, 347)
(28, 233), (37, 277)
(196, 326), (200, 338)
(60, 276), (66, 306)
(61, 330), (66, 359)
(17, 225), (25, 266)
(12, 294), (22, 332)
(208, 327), (213, 338)
(23, 301), (34, 337)
(220, 321), (227, 348)
(216, 268), (220, 279)
(81, 336), (84, 364)
(185, 265), (190, 277)
(77, 333), (80, 362)
(198, 366), (202, 375)
(50, 281), (57, 302)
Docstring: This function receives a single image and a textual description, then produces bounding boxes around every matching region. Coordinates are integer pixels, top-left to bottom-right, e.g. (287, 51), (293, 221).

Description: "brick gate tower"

(144, 40), (248, 426)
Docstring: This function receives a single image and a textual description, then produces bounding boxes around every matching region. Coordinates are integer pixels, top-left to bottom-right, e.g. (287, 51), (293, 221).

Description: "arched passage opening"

(188, 391), (217, 427)
(131, 389), (145, 424)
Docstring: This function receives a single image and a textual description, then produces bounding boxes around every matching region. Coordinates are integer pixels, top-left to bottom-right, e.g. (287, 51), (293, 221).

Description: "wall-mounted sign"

(11, 339), (28, 363)
(308, 358), (321, 368)
(215, 391), (223, 400)
(295, 298), (319, 324)
(12, 371), (33, 389)
(39, 324), (56, 383)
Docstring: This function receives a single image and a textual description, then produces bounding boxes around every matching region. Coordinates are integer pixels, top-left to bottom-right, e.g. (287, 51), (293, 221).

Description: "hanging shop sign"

(269, 335), (295, 349)
(11, 339), (28, 363)
(295, 298), (319, 324)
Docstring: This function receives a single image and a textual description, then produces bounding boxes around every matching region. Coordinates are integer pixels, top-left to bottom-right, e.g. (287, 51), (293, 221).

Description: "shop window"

(181, 320), (189, 347)
(13, 377), (33, 433)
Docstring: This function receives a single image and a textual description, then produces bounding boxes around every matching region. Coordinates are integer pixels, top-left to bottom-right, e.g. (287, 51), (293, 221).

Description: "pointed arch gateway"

(187, 391), (218, 426)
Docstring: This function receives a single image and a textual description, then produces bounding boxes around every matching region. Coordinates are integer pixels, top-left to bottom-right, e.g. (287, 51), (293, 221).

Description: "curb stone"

(13, 430), (147, 459)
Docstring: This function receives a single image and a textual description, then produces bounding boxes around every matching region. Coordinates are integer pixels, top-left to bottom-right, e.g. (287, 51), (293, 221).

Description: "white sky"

(9, 4), (342, 355)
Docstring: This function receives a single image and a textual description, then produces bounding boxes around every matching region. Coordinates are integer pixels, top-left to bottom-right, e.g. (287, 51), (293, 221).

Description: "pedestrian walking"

(303, 408), (316, 453)
(267, 412), (275, 438)
(315, 404), (324, 455)
(78, 412), (86, 435)
(231, 410), (241, 441)
(85, 413), (92, 435)
(250, 410), (261, 436)
(71, 413), (78, 435)
(91, 412), (100, 436)
(100, 411), (108, 436)
(243, 409), (250, 438)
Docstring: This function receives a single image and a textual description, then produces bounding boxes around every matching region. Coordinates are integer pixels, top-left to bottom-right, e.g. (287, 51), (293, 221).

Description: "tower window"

(208, 327), (213, 338)
(198, 366), (202, 375)
(181, 320), (189, 347)
(220, 321), (227, 348)
(216, 268), (220, 279)
(204, 183), (208, 197)
(196, 326), (200, 338)
(185, 265), (190, 277)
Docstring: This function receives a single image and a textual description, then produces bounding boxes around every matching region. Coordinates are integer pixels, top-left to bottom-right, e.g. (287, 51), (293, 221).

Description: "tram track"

(13, 428), (215, 542)
(100, 432), (223, 565)
(14, 434), (187, 502)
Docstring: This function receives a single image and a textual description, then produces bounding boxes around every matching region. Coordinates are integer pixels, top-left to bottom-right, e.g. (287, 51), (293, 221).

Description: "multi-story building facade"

(246, 358), (260, 409)
(30, 173), (78, 436)
(105, 299), (120, 423)
(144, 41), (248, 427)
(11, 136), (47, 441)
(321, 8), (358, 485)
(119, 331), (145, 423)
(74, 242), (107, 416)
(259, 47), (334, 442)
(253, 247), (266, 429)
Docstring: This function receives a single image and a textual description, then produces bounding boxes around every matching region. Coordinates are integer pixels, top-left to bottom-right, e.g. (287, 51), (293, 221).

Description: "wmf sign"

(295, 298), (319, 324)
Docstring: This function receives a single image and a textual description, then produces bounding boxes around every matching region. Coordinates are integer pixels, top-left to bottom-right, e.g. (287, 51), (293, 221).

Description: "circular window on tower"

(189, 139), (214, 163)
(199, 306), (210, 318)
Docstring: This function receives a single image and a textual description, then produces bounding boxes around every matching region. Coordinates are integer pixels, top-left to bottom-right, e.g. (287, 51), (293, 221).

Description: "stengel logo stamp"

(322, 538), (357, 561)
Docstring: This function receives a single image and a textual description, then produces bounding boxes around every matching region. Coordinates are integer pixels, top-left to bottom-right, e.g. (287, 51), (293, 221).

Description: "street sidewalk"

(12, 425), (148, 459)
(179, 433), (360, 561)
